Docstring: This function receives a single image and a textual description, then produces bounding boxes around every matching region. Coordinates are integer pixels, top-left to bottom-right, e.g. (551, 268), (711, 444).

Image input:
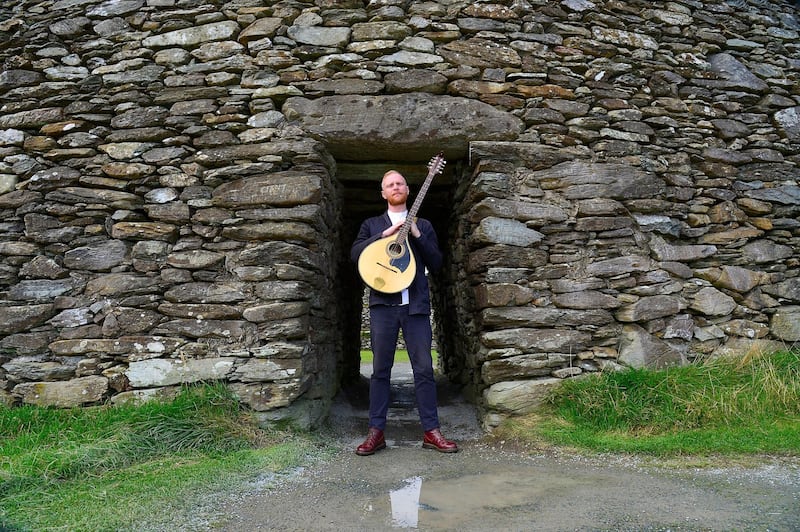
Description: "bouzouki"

(357, 152), (446, 294)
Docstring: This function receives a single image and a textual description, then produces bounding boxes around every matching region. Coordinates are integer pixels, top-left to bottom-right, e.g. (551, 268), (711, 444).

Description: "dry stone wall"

(0, 0), (799, 429)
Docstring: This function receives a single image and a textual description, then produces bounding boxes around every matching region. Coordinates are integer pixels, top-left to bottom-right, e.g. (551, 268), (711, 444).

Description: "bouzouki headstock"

(427, 151), (446, 176)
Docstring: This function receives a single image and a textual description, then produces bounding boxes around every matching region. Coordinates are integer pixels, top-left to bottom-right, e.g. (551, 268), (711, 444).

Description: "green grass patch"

(497, 349), (800, 456)
(0, 383), (326, 531)
(359, 349), (439, 365)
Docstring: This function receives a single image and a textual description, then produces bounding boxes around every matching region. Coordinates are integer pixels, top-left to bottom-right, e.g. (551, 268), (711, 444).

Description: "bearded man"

(349, 169), (458, 456)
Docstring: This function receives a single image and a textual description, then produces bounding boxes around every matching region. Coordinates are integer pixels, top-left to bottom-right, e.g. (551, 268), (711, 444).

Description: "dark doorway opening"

(335, 159), (460, 390)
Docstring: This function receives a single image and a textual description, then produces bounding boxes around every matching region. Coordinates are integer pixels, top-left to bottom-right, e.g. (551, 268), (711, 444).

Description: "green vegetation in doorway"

(358, 349), (439, 366)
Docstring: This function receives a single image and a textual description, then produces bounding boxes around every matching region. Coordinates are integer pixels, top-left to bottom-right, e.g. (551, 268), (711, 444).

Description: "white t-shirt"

(387, 210), (410, 305)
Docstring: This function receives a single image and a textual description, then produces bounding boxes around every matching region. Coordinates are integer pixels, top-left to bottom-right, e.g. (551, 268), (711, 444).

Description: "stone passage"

(0, 0), (799, 429)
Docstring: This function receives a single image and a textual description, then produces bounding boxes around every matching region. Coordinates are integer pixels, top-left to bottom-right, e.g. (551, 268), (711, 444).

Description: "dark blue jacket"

(351, 212), (442, 315)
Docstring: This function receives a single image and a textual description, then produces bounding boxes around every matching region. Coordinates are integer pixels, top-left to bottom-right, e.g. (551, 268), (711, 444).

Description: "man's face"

(381, 172), (409, 207)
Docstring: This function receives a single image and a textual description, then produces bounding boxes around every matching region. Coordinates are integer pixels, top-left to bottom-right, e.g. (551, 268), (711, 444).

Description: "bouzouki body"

(357, 152), (446, 294)
(357, 234), (417, 293)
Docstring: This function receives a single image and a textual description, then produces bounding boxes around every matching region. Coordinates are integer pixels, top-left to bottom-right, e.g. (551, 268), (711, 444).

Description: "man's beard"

(387, 191), (408, 207)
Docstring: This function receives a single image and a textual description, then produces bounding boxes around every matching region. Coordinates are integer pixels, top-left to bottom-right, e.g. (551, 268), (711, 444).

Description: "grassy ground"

(0, 384), (328, 531)
(495, 349), (800, 456)
(2, 349), (798, 530)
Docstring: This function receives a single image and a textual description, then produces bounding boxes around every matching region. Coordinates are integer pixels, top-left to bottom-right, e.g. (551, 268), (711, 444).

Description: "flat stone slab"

(283, 93), (523, 161)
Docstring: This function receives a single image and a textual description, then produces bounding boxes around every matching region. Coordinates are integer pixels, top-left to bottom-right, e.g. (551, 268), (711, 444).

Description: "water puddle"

(382, 468), (586, 529)
(377, 458), (800, 530)
(389, 476), (422, 527)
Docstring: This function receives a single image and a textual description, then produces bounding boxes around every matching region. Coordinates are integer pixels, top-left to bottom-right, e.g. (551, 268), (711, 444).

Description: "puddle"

(389, 476), (423, 527)
(373, 458), (800, 531)
(383, 468), (586, 529)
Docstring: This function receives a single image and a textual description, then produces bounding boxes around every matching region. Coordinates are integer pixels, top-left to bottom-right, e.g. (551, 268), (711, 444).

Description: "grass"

(496, 349), (800, 456)
(359, 349), (438, 365)
(0, 383), (326, 531)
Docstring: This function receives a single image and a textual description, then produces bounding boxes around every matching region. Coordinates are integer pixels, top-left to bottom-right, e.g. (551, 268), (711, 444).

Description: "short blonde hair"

(381, 170), (406, 189)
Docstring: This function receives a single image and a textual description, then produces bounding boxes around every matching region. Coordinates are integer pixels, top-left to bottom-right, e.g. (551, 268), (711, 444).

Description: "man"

(350, 169), (458, 455)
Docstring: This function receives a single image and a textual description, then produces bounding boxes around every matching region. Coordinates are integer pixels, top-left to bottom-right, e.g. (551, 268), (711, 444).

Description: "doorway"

(334, 159), (460, 391)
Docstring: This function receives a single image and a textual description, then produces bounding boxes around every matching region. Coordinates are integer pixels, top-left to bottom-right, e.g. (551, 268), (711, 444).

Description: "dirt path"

(218, 443), (799, 531)
(136, 366), (780, 532)
(208, 366), (800, 531)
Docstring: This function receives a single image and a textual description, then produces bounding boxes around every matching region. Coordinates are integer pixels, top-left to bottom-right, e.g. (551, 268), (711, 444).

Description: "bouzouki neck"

(394, 152), (445, 244)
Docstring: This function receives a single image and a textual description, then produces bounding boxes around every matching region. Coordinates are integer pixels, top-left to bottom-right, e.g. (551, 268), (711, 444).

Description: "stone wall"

(0, 0), (798, 429)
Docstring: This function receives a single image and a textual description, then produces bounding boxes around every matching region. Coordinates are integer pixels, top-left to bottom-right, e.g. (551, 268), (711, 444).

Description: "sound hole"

(386, 241), (404, 258)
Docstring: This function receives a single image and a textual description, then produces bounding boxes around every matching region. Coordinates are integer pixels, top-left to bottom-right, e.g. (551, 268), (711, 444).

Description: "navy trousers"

(368, 304), (440, 432)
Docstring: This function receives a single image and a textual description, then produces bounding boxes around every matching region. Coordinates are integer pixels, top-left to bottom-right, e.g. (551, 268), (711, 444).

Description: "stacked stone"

(441, 1), (800, 426)
(0, 0), (344, 421)
(0, 0), (797, 429)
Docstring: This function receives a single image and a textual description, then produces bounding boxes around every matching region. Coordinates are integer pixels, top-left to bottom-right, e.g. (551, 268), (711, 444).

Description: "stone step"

(330, 362), (482, 446)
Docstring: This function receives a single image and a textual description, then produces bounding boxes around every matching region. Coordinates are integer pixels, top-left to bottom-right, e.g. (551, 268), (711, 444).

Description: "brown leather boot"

(355, 427), (386, 456)
(422, 428), (458, 453)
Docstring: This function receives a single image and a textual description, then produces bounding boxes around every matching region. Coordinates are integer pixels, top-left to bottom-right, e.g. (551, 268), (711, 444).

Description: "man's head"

(381, 170), (409, 210)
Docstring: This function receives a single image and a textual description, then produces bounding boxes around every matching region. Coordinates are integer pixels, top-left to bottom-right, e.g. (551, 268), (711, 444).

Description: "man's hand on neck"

(381, 218), (406, 238)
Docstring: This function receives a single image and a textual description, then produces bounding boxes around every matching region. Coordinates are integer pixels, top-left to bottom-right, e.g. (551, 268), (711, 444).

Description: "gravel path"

(157, 366), (800, 531)
(215, 440), (800, 531)
(215, 368), (800, 532)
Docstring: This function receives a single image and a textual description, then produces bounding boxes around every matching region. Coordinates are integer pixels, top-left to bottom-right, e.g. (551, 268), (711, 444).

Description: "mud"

(207, 365), (800, 531)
